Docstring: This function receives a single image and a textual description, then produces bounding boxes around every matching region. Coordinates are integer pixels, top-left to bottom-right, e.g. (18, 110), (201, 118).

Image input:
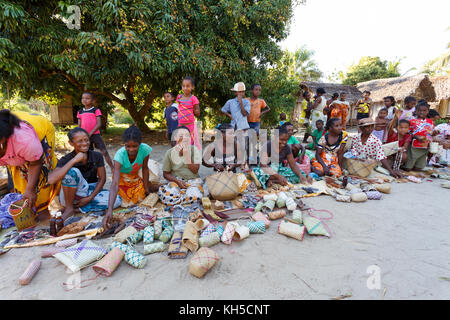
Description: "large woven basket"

(9, 199), (36, 231)
(344, 158), (378, 178)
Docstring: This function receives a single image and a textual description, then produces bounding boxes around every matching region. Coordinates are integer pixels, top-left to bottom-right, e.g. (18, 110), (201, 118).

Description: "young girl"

(383, 96), (400, 120)
(102, 125), (156, 229)
(400, 96), (417, 120)
(176, 76), (201, 149)
(373, 108), (389, 143)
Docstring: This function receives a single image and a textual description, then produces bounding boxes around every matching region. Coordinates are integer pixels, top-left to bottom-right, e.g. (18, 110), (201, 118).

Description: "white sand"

(1, 145), (450, 300)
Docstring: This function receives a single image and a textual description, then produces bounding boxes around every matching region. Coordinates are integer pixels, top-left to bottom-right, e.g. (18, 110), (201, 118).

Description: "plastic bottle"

(55, 212), (64, 234)
(49, 212), (57, 236)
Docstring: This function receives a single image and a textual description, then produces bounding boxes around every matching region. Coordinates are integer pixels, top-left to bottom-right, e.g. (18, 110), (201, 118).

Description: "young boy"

(404, 101), (435, 171)
(163, 92), (178, 146)
(307, 119), (325, 150)
(279, 113), (287, 126)
(78, 92), (113, 170)
(373, 108), (389, 143)
(386, 111), (412, 166)
(245, 84), (270, 134)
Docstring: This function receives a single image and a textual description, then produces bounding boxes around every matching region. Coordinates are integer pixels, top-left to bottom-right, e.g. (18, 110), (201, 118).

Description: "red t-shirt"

(409, 118), (434, 149)
(77, 107), (102, 134)
(386, 131), (412, 148)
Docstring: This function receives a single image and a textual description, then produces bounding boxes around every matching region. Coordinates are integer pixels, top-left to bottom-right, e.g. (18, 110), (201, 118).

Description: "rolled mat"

(278, 220), (305, 241)
(159, 226), (174, 244)
(261, 200), (275, 214)
(247, 221), (265, 234)
(113, 226), (138, 243)
(200, 224), (216, 237)
(55, 238), (78, 248)
(286, 198), (297, 211)
(199, 232), (221, 248)
(124, 249), (147, 269)
(254, 201), (264, 212)
(220, 222), (237, 245)
(375, 183), (391, 194)
(92, 247), (124, 277)
(292, 210), (302, 224)
(189, 247), (219, 278)
(263, 194), (277, 202)
(269, 209), (287, 220)
(143, 226), (154, 244)
(251, 212), (270, 228)
(303, 216), (330, 237)
(41, 247), (64, 258)
(215, 224), (225, 237)
(143, 241), (167, 255)
(182, 221), (199, 252)
(194, 219), (210, 231)
(365, 191), (382, 200)
(154, 220), (162, 239)
(350, 192), (368, 202)
(110, 241), (130, 253)
(232, 225), (250, 241)
(127, 229), (144, 244)
(19, 259), (41, 285)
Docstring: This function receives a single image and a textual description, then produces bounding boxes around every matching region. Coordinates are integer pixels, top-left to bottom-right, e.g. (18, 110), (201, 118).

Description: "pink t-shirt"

(77, 107), (102, 134)
(0, 122), (43, 167)
(176, 95), (199, 124)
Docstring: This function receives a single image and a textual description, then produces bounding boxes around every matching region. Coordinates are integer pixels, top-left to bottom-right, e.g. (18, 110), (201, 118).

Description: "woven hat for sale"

(358, 118), (377, 127)
(230, 82), (246, 92)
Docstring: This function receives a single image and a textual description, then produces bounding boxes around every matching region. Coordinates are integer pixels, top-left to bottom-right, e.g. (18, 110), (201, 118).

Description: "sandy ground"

(1, 138), (450, 300)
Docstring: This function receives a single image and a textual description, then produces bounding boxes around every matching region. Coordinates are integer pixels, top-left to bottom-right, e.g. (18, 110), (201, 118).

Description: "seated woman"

(282, 122), (300, 145)
(347, 118), (402, 178)
(252, 127), (311, 188)
(48, 128), (121, 220)
(311, 118), (348, 177)
(158, 126), (203, 206)
(0, 110), (58, 219)
(203, 123), (242, 172)
(102, 125), (156, 229)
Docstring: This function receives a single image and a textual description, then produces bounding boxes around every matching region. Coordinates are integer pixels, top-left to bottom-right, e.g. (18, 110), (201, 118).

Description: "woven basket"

(9, 199), (35, 231)
(206, 171), (239, 201)
(344, 158), (378, 178)
(189, 247), (219, 278)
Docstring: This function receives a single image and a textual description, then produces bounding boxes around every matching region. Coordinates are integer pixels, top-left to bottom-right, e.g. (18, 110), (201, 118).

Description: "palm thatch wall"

(429, 76), (450, 117)
(292, 81), (362, 125)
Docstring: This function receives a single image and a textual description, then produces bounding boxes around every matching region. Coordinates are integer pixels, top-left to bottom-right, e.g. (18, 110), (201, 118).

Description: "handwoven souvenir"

(168, 232), (189, 259)
(213, 200), (225, 210)
(154, 220), (162, 239)
(285, 198), (297, 211)
(365, 191), (382, 200)
(161, 218), (172, 229)
(220, 222), (237, 245)
(41, 246), (64, 258)
(127, 230), (144, 244)
(251, 212), (270, 228)
(336, 195), (351, 202)
(55, 238), (78, 248)
(110, 241), (130, 253)
(206, 171), (239, 201)
(278, 220), (305, 241)
(407, 175), (422, 183)
(199, 232), (221, 247)
(375, 183), (391, 194)
(158, 182), (182, 206)
(189, 247), (219, 278)
(263, 194), (278, 202)
(350, 192), (368, 202)
(344, 158), (378, 178)
(113, 226), (138, 243)
(247, 221), (265, 234)
(382, 141), (399, 157)
(200, 223), (216, 237)
(159, 226), (174, 243)
(185, 185), (203, 204)
(143, 226), (154, 244)
(19, 259), (41, 285)
(140, 193), (159, 208)
(182, 221), (199, 252)
(237, 173), (251, 193)
(215, 224), (225, 237)
(202, 197), (212, 209)
(92, 247), (124, 277)
(276, 192), (287, 208)
(303, 216), (330, 237)
(189, 208), (203, 222)
(54, 240), (107, 273)
(254, 201), (264, 212)
(143, 241), (167, 255)
(232, 225), (250, 241)
(124, 249), (147, 269)
(292, 210), (302, 224)
(147, 159), (161, 183)
(204, 209), (222, 221)
(269, 209), (287, 220)
(194, 219), (210, 231)
(261, 200), (275, 214)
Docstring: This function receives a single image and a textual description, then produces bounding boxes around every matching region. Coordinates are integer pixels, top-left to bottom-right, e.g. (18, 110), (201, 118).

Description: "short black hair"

(416, 100), (430, 110)
(398, 119), (410, 126)
(183, 76), (195, 86)
(83, 92), (95, 99)
(340, 92), (347, 96)
(427, 109), (440, 118)
(379, 108), (388, 113)
(68, 127), (89, 142)
(384, 96), (396, 105)
(250, 84), (261, 90)
(332, 93), (339, 99)
(174, 125), (190, 134)
(315, 119), (324, 125)
(363, 90), (371, 95)
(278, 127), (289, 136)
(281, 122), (293, 128)
(217, 123), (233, 131)
(164, 92), (175, 98)
(404, 96), (416, 104)
(317, 87), (326, 95)
(123, 125), (142, 143)
(325, 117), (340, 131)
(302, 91), (311, 98)
(0, 109), (21, 140)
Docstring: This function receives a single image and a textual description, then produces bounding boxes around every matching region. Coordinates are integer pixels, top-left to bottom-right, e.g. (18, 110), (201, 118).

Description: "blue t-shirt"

(164, 103), (178, 134)
(221, 98), (251, 130)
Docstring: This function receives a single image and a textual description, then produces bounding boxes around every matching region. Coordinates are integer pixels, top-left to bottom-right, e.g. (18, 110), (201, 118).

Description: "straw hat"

(358, 118), (377, 127)
(230, 82), (246, 92)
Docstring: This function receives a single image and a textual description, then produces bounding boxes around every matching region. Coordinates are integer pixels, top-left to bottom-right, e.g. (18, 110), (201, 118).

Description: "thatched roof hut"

(291, 81), (362, 125)
(430, 76), (450, 117)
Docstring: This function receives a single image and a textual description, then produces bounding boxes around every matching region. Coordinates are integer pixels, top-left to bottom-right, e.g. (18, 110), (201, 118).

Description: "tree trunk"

(125, 102), (151, 134)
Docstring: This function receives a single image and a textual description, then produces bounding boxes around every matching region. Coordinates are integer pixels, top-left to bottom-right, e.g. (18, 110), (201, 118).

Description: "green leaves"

(343, 56), (401, 85)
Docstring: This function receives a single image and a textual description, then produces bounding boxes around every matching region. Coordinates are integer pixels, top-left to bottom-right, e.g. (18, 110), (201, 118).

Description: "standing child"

(246, 84), (270, 134)
(176, 76), (201, 149)
(373, 108), (389, 143)
(386, 111), (412, 166)
(78, 92), (113, 171)
(383, 96), (401, 120)
(400, 96), (417, 120)
(330, 92), (350, 130)
(279, 113), (287, 126)
(404, 101), (435, 171)
(163, 92), (178, 146)
(307, 119), (325, 150)
(355, 90), (372, 120)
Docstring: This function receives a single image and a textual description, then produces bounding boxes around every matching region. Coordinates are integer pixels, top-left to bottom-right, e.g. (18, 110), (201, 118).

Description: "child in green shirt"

(307, 119), (325, 150)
